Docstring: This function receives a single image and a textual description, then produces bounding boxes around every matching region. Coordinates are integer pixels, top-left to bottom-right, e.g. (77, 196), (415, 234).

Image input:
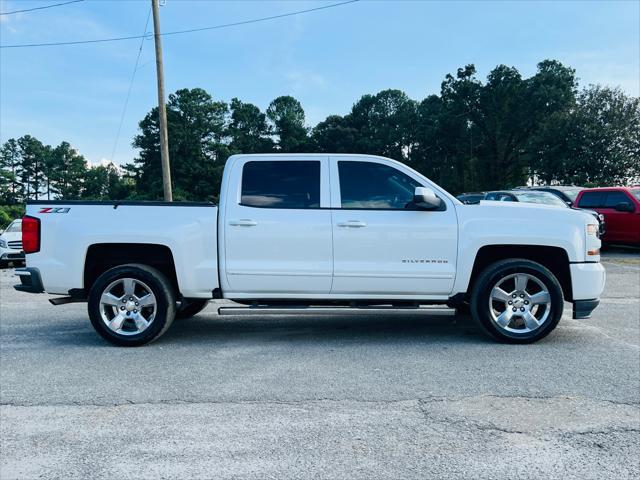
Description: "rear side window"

(338, 161), (421, 209)
(577, 192), (606, 208)
(241, 161), (320, 209)
(603, 191), (632, 208)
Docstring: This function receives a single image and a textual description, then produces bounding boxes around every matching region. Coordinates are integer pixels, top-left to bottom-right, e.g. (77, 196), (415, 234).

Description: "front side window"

(603, 191), (632, 208)
(577, 192), (606, 208)
(338, 161), (421, 209)
(241, 161), (320, 209)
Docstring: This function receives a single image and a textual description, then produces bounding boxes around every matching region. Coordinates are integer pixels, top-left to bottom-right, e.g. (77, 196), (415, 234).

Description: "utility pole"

(151, 0), (173, 201)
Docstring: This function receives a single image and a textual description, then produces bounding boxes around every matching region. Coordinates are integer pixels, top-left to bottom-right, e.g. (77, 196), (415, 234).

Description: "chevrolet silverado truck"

(14, 154), (606, 346)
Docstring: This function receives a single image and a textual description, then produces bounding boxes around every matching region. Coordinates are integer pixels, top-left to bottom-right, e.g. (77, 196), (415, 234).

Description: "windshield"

(562, 189), (583, 202)
(513, 191), (568, 207)
(5, 221), (21, 233)
(632, 189), (640, 202)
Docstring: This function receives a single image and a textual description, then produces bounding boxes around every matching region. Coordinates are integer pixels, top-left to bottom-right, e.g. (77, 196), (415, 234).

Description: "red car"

(575, 187), (640, 246)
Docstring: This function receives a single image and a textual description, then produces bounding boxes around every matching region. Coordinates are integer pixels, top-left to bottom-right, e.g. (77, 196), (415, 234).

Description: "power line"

(108, 6), (152, 164)
(0, 0), (84, 16)
(0, 0), (359, 48)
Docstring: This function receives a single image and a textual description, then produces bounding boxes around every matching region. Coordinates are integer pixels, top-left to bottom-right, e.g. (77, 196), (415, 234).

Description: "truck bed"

(24, 200), (219, 298)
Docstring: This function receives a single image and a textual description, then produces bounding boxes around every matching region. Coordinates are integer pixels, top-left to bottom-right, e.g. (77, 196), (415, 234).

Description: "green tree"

(49, 142), (88, 200)
(266, 96), (308, 152)
(82, 163), (129, 200)
(131, 88), (229, 201)
(349, 89), (417, 161)
(227, 98), (274, 154)
(565, 86), (640, 185)
(310, 115), (358, 153)
(17, 135), (47, 200)
(0, 139), (21, 203)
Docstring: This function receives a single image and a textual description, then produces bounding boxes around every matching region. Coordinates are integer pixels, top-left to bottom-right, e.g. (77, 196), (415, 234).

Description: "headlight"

(0, 239), (6, 248)
(586, 224), (599, 236)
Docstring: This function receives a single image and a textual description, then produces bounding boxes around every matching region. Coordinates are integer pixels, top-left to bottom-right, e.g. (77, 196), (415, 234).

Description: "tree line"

(2, 59), (639, 211)
(0, 137), (129, 205)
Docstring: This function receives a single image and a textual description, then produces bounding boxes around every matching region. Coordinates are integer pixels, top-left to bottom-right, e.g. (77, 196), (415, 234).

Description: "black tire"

(88, 263), (177, 346)
(175, 298), (209, 319)
(470, 259), (564, 344)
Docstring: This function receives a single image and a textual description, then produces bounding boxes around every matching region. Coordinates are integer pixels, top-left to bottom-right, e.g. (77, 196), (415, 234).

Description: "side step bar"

(218, 306), (455, 316)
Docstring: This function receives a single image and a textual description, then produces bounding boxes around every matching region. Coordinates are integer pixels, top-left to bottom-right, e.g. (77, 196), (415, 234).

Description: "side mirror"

(614, 202), (634, 213)
(414, 187), (442, 210)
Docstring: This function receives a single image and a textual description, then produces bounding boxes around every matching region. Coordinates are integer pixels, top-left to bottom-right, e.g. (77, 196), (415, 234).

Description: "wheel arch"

(84, 243), (179, 296)
(468, 245), (573, 301)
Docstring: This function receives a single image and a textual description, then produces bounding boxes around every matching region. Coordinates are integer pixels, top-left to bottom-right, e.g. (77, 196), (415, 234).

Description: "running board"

(49, 296), (85, 306)
(217, 306), (455, 316)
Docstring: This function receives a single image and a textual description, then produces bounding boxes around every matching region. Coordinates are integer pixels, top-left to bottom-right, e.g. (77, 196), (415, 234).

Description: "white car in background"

(0, 219), (25, 267)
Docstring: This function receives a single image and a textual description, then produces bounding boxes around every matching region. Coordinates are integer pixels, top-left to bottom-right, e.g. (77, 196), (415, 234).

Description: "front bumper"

(570, 262), (606, 319)
(14, 267), (44, 294)
(1, 250), (25, 261)
(573, 299), (600, 319)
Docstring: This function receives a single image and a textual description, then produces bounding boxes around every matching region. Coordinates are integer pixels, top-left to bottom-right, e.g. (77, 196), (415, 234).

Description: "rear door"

(329, 157), (458, 297)
(222, 157), (333, 295)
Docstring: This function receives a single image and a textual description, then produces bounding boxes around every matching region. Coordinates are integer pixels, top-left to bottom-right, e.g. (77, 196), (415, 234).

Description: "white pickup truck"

(15, 154), (605, 346)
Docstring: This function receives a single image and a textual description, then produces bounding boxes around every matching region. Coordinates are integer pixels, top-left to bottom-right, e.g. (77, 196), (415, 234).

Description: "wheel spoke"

(495, 308), (514, 328)
(137, 293), (155, 308)
(109, 313), (126, 331)
(123, 278), (136, 297)
(523, 311), (540, 330)
(491, 287), (512, 303)
(134, 315), (149, 331)
(100, 292), (121, 307)
(514, 274), (528, 292)
(529, 291), (550, 305)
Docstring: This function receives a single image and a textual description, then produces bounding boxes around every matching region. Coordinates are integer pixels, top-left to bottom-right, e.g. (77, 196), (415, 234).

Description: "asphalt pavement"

(1, 250), (638, 479)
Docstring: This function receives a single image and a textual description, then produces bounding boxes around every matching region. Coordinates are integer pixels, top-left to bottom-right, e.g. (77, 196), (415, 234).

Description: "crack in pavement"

(2, 393), (638, 408)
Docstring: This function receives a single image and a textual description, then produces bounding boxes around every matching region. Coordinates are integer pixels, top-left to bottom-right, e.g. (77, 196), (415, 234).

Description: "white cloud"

(285, 70), (326, 94)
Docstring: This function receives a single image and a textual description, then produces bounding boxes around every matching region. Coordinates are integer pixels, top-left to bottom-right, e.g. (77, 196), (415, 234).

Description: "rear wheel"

(175, 299), (209, 319)
(88, 264), (176, 346)
(470, 259), (564, 343)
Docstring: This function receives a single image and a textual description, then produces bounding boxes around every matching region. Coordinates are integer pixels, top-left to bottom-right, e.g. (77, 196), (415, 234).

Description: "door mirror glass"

(414, 187), (442, 210)
(614, 202), (634, 213)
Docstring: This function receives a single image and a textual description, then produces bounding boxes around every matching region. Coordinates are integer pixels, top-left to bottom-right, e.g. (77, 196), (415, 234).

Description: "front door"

(223, 157), (333, 295)
(600, 191), (637, 243)
(329, 157), (458, 297)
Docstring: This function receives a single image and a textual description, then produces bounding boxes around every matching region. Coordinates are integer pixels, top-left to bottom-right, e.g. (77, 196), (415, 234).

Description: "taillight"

(22, 215), (40, 254)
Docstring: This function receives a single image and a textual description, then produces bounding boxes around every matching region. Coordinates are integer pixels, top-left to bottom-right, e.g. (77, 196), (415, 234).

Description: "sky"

(1, 0), (639, 166)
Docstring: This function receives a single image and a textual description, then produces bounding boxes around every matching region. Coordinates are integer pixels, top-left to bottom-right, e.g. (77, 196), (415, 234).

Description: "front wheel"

(470, 259), (564, 343)
(88, 264), (177, 346)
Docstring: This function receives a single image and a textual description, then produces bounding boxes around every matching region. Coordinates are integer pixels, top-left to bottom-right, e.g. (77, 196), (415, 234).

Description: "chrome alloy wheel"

(488, 273), (552, 334)
(99, 278), (157, 336)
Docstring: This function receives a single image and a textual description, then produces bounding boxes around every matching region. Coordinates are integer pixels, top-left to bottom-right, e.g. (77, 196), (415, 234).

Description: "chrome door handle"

(228, 219), (258, 227)
(337, 220), (367, 228)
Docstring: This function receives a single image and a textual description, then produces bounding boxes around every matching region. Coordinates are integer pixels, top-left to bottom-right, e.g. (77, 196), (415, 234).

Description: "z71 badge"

(38, 207), (70, 214)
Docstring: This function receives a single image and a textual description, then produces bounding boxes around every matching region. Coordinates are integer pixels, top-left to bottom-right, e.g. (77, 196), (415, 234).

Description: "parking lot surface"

(1, 251), (639, 479)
